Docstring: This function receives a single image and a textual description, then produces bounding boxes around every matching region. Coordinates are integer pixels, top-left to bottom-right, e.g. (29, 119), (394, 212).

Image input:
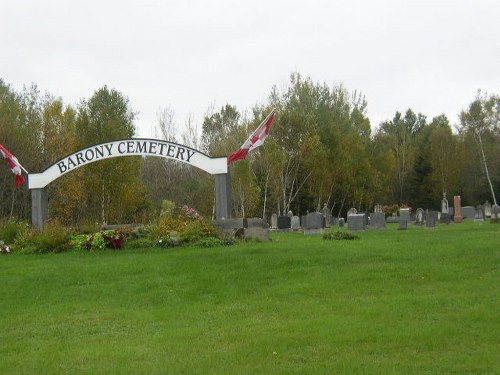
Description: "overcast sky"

(2, 0), (499, 138)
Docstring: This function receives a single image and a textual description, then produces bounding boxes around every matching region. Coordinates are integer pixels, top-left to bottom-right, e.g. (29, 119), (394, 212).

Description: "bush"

(323, 231), (360, 241)
(147, 204), (220, 246)
(17, 220), (72, 253)
(102, 229), (126, 249)
(71, 229), (126, 251)
(0, 219), (28, 244)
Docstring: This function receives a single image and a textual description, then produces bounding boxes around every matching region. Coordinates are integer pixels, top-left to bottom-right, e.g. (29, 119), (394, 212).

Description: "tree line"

(1, 73), (498, 225)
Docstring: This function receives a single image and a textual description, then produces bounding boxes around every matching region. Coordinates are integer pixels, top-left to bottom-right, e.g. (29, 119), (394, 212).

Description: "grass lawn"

(0, 221), (499, 374)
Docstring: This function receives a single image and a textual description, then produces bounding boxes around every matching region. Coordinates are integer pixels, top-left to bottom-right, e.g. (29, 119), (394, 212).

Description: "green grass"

(1, 221), (499, 374)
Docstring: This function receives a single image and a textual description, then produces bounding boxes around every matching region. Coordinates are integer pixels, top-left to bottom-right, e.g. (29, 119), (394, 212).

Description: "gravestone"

(484, 201), (492, 218)
(374, 204), (383, 213)
(441, 192), (449, 214)
(454, 196), (463, 223)
(291, 216), (301, 231)
(214, 218), (245, 234)
(426, 210), (438, 228)
(244, 227), (270, 241)
(246, 217), (266, 228)
(270, 213), (278, 229)
(462, 206), (475, 219)
(491, 204), (500, 223)
(386, 216), (399, 224)
(303, 212), (325, 234)
(475, 205), (484, 221)
(415, 208), (424, 225)
(338, 218), (345, 227)
(399, 208), (411, 224)
(277, 216), (291, 230)
(321, 204), (332, 228)
(358, 212), (369, 226)
(347, 208), (357, 218)
(369, 212), (386, 229)
(398, 219), (408, 230)
(347, 214), (365, 231)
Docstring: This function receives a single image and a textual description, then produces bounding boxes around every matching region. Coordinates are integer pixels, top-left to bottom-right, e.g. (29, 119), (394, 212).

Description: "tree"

(75, 86), (147, 224)
(459, 91), (499, 206)
(377, 109), (426, 204)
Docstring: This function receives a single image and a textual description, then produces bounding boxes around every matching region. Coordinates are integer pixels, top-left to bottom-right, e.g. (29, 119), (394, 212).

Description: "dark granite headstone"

(277, 216), (291, 230)
(338, 218), (345, 227)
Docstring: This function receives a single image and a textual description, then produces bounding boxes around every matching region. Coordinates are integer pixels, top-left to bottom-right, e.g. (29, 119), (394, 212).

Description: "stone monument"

(454, 196), (463, 223)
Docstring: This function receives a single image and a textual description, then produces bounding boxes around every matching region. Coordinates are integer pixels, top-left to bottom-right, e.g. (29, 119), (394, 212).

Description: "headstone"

(332, 217), (339, 226)
(244, 227), (270, 241)
(277, 216), (291, 230)
(415, 208), (424, 225)
(303, 212), (324, 234)
(454, 196), (463, 223)
(441, 192), (449, 214)
(439, 213), (451, 224)
(399, 208), (411, 224)
(291, 216), (301, 231)
(474, 205), (484, 222)
(462, 206), (475, 219)
(374, 204), (383, 213)
(398, 219), (408, 230)
(246, 217), (265, 228)
(386, 216), (399, 224)
(347, 214), (365, 231)
(358, 212), (369, 226)
(426, 210), (438, 228)
(321, 204), (332, 228)
(491, 204), (500, 223)
(369, 212), (386, 229)
(347, 208), (357, 218)
(338, 218), (345, 227)
(214, 218), (245, 234)
(270, 213), (278, 229)
(287, 210), (293, 218)
(484, 201), (492, 218)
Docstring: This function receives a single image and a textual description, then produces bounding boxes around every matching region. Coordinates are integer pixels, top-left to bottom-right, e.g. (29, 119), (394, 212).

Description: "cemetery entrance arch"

(28, 138), (231, 228)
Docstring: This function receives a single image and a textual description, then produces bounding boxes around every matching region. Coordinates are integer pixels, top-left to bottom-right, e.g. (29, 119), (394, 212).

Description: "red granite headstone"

(454, 196), (463, 223)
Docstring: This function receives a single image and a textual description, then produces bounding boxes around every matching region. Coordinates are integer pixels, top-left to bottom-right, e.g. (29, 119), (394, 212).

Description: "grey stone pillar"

(31, 188), (48, 230)
(215, 172), (231, 220)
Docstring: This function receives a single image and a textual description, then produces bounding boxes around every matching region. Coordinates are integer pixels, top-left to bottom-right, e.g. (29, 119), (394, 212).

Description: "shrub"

(102, 229), (126, 249)
(323, 231), (360, 241)
(0, 219), (28, 244)
(18, 220), (72, 253)
(71, 229), (127, 251)
(147, 204), (220, 246)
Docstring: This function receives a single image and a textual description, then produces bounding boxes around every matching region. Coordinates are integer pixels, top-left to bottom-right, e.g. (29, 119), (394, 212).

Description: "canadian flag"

(228, 109), (276, 163)
(0, 144), (26, 187)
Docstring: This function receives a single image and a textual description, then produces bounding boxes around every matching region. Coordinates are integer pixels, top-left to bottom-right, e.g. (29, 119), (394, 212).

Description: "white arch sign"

(28, 138), (228, 189)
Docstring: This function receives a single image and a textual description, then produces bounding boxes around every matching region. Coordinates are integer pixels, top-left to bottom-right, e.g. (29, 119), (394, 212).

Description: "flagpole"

(18, 163), (29, 175)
